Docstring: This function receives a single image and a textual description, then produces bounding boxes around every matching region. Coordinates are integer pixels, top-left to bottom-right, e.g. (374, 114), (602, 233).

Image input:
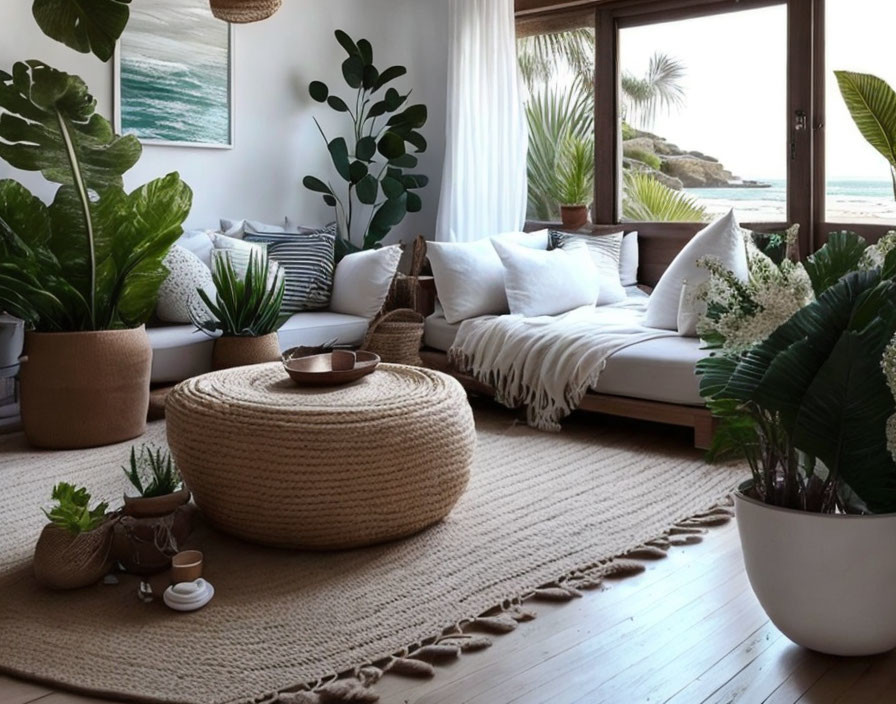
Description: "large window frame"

(516, 0), (893, 256)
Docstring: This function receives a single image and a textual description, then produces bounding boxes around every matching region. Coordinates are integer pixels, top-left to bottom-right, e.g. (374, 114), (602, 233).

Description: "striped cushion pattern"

(549, 230), (626, 305)
(264, 234), (335, 313)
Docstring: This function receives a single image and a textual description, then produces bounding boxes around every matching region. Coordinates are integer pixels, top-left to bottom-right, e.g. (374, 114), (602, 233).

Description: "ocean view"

(686, 179), (896, 224)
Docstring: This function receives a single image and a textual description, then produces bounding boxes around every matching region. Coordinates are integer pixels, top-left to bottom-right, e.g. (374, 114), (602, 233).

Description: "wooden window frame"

(518, 0), (893, 255)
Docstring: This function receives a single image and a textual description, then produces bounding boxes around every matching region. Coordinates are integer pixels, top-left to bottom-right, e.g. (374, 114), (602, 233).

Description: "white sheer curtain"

(435, 0), (528, 243)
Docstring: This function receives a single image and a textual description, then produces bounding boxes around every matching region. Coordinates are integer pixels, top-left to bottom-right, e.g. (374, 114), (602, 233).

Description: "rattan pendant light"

(209, 0), (282, 23)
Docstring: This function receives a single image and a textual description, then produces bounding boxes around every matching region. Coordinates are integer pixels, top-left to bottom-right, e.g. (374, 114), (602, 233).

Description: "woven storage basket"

(33, 522), (114, 590)
(362, 309), (424, 366)
(209, 0), (281, 23)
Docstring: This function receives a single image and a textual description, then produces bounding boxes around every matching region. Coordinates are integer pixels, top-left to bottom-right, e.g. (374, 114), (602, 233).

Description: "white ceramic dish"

(163, 578), (215, 612)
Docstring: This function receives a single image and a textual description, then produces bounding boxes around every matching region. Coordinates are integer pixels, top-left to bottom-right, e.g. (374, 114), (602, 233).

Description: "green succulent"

(123, 444), (184, 498)
(43, 482), (108, 534)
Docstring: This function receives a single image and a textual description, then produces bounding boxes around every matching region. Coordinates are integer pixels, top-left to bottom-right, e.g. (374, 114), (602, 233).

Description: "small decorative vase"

(33, 522), (114, 590)
(19, 327), (151, 449)
(735, 486), (896, 656)
(560, 204), (589, 230)
(211, 333), (281, 371)
(122, 488), (192, 519)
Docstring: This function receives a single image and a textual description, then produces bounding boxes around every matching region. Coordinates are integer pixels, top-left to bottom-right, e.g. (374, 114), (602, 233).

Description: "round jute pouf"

(165, 363), (476, 549)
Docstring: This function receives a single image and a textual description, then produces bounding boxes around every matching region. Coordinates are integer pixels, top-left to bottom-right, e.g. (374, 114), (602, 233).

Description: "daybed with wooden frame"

(415, 225), (718, 450)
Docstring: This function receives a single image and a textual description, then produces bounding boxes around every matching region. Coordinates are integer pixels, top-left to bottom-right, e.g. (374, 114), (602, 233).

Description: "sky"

(620, 0), (893, 183)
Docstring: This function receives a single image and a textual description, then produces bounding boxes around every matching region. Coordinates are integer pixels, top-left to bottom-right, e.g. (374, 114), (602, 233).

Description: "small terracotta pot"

(211, 333), (280, 371)
(560, 204), (589, 230)
(123, 488), (191, 519)
(33, 522), (114, 590)
(20, 327), (151, 449)
(171, 550), (203, 584)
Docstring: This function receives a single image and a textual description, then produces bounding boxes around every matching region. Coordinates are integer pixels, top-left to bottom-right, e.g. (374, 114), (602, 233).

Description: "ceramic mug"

(170, 550), (203, 584)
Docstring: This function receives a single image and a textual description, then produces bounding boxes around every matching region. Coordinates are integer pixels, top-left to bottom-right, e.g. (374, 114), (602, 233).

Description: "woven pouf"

(166, 363), (476, 549)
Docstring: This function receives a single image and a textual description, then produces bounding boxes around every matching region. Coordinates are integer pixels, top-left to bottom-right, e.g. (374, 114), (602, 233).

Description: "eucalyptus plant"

(303, 30), (429, 256)
(0, 62), (192, 332)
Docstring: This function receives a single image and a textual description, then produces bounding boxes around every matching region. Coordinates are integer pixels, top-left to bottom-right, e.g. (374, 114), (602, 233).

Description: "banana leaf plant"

(32, 0), (131, 62)
(0, 61), (193, 332)
(698, 232), (896, 515)
(303, 30), (429, 257)
(836, 71), (896, 200)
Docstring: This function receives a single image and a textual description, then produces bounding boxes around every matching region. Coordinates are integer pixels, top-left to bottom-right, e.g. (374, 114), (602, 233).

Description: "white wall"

(0, 0), (449, 244)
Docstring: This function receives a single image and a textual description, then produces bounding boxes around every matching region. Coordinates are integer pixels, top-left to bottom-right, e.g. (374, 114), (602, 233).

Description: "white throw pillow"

(175, 230), (215, 269)
(677, 280), (704, 337)
(427, 231), (550, 324)
(156, 245), (217, 324)
(645, 210), (747, 330)
(492, 239), (599, 317)
(550, 231), (626, 305)
(330, 246), (403, 319)
(620, 231), (639, 287)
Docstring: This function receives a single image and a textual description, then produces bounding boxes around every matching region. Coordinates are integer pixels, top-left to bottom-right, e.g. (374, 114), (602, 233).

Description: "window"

(517, 17), (595, 222)
(618, 5), (788, 224)
(825, 0), (896, 225)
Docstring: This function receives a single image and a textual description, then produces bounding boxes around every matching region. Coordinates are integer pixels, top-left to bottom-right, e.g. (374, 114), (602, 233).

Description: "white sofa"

(148, 312), (369, 384)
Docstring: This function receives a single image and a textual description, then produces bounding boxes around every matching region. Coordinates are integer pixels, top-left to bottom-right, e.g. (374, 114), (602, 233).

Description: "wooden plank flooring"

(3, 522), (895, 704)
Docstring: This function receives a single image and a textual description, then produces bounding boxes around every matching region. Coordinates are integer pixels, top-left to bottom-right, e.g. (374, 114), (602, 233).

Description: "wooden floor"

(3, 522), (895, 704)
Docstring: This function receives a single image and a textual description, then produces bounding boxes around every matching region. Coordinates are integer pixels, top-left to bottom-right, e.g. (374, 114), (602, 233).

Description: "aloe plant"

(303, 30), (429, 256)
(0, 61), (192, 331)
(123, 444), (183, 498)
(192, 250), (289, 338)
(836, 71), (896, 200)
(43, 483), (108, 534)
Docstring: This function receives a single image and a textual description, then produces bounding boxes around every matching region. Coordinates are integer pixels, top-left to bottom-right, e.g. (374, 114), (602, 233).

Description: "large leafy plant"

(622, 171), (707, 223)
(698, 232), (896, 514)
(32, 0), (131, 62)
(303, 30), (429, 256)
(0, 61), (192, 331)
(836, 71), (896, 200)
(192, 251), (289, 338)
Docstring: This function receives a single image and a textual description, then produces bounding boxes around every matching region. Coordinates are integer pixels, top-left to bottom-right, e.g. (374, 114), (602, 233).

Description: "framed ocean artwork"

(114, 0), (234, 148)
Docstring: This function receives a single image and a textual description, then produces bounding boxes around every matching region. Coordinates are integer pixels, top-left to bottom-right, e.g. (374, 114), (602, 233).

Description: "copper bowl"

(282, 351), (380, 387)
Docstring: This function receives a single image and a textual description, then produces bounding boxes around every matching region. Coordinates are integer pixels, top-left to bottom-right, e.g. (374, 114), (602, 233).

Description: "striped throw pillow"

(549, 230), (626, 305)
(264, 234), (336, 313)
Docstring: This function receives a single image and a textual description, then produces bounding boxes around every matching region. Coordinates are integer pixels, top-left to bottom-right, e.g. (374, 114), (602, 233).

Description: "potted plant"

(303, 30), (429, 260)
(0, 60), (192, 450)
(33, 483), (113, 590)
(114, 443), (193, 575)
(695, 228), (896, 656)
(192, 251), (290, 370)
(555, 136), (594, 230)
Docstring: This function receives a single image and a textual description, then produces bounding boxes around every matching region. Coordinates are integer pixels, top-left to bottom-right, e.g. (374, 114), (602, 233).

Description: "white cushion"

(492, 239), (599, 317)
(645, 210), (747, 330)
(278, 312), (370, 349)
(551, 231), (626, 305)
(219, 218), (289, 239)
(176, 230), (215, 269)
(620, 231), (639, 287)
(427, 230), (550, 324)
(677, 280), (703, 337)
(330, 246), (402, 320)
(156, 245), (217, 324)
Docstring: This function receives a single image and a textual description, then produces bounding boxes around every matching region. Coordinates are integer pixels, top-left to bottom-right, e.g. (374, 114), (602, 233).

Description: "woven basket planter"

(33, 522), (114, 590)
(212, 333), (280, 371)
(362, 309), (424, 366)
(209, 0), (282, 23)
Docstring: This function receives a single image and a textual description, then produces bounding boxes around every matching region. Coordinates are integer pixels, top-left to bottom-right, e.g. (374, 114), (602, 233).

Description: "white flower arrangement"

(882, 333), (896, 463)
(860, 230), (896, 269)
(695, 228), (814, 355)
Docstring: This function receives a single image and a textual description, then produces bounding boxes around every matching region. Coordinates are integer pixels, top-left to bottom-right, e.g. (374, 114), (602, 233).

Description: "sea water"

(685, 179), (896, 224)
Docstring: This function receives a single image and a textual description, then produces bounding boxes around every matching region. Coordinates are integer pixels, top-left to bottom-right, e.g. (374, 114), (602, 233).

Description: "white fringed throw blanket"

(448, 300), (676, 431)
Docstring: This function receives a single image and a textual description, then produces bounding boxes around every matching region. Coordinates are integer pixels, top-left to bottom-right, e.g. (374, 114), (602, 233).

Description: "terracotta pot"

(33, 522), (114, 590)
(211, 333), (280, 371)
(123, 488), (191, 519)
(113, 505), (193, 576)
(735, 487), (896, 656)
(20, 327), (151, 450)
(560, 204), (589, 230)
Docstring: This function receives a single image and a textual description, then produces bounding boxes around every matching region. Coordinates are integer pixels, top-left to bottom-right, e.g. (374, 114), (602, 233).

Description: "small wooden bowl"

(283, 351), (380, 387)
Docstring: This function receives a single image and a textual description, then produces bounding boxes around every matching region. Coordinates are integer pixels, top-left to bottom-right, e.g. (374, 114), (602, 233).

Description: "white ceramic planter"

(735, 489), (896, 656)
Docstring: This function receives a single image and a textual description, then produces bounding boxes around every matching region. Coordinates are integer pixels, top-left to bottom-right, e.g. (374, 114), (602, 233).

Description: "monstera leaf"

(32, 0), (131, 62)
(700, 270), (896, 513)
(836, 71), (896, 198)
(0, 61), (141, 189)
(802, 230), (868, 296)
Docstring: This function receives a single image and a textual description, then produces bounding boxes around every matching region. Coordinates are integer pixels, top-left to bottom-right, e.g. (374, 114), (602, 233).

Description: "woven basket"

(33, 522), (114, 590)
(209, 0), (282, 23)
(362, 309), (424, 366)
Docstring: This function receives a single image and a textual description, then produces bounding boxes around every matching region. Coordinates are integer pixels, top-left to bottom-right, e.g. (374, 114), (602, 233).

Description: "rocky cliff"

(622, 129), (769, 190)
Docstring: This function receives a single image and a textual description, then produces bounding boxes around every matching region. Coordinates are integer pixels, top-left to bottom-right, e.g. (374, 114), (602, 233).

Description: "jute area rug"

(0, 405), (742, 704)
